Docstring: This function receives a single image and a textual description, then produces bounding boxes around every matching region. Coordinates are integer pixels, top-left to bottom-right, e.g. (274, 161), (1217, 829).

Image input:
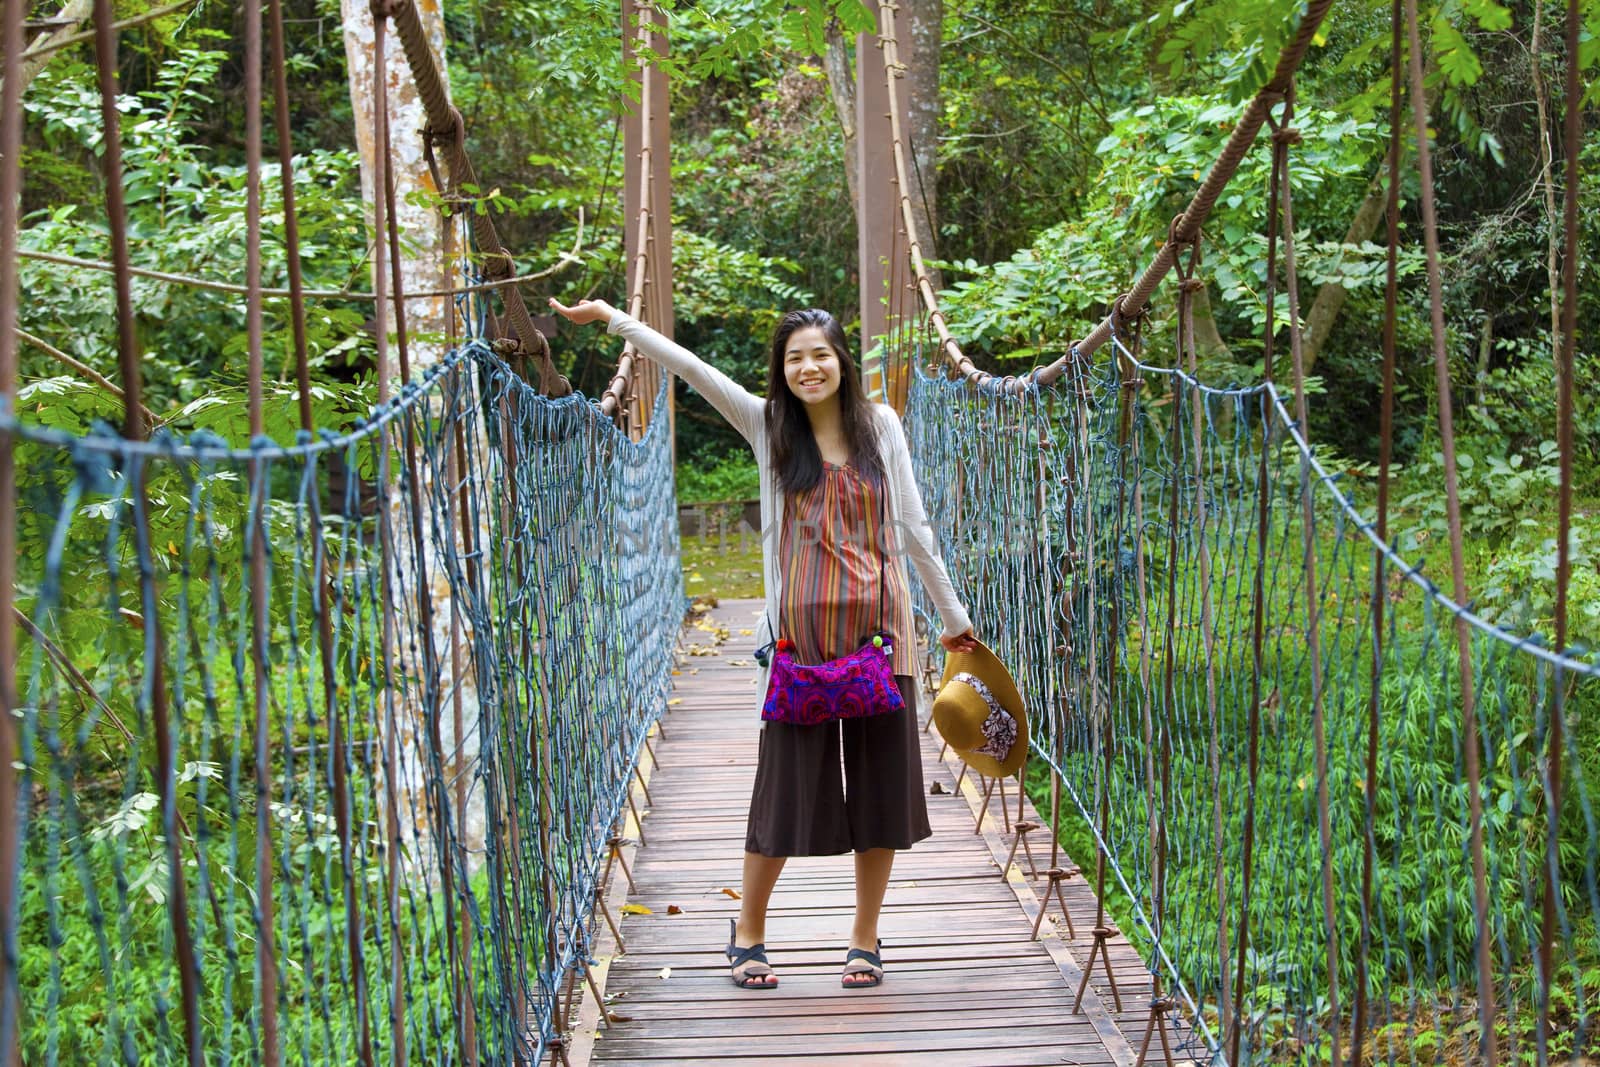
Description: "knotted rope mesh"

(10, 340), (683, 1063)
(904, 341), (1599, 1063)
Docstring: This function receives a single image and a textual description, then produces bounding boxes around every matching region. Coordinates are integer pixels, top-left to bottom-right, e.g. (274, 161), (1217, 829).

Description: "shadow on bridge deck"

(571, 599), (1207, 1067)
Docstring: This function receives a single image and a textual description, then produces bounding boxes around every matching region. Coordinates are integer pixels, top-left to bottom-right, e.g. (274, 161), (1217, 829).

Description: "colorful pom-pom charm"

(776, 638), (794, 653)
(872, 635), (884, 648)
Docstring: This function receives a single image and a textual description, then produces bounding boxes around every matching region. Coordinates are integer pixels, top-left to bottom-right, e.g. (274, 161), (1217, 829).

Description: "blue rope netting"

(9, 338), (685, 1064)
(903, 340), (1599, 1063)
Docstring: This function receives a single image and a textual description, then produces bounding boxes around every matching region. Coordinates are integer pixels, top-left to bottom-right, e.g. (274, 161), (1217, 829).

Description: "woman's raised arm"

(549, 298), (765, 446)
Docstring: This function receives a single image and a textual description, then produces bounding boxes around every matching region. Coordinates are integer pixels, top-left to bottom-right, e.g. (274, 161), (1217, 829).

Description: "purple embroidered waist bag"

(758, 633), (904, 726)
(757, 560), (903, 727)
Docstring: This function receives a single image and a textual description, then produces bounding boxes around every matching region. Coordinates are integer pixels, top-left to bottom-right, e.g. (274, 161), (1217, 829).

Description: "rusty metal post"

(87, 1), (205, 1060)
(856, 1), (909, 401)
(0, 0), (21, 1053)
(622, 0), (673, 444)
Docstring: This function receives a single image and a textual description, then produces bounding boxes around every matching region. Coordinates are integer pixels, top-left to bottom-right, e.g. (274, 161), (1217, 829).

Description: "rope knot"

(1165, 214), (1193, 248)
(1272, 126), (1302, 146)
(481, 248), (515, 281)
(368, 0), (402, 19)
(1178, 277), (1205, 294)
(423, 107), (466, 149)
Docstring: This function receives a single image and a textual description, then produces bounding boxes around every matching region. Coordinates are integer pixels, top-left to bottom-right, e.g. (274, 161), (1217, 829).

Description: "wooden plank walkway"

(575, 599), (1207, 1067)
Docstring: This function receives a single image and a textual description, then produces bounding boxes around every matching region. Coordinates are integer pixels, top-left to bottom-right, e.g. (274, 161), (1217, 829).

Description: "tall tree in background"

(825, 0), (942, 288)
(342, 0), (452, 369)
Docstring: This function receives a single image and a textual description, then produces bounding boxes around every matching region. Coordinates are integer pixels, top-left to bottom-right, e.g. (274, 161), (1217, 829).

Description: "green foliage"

(939, 94), (1385, 374)
(20, 53), (375, 434)
(676, 452), (760, 502)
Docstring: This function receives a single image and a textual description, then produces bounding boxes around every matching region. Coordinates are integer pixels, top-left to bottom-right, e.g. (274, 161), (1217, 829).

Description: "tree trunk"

(904, 0), (942, 291)
(340, 0), (482, 881)
(1191, 282), (1231, 360)
(1300, 76), (1436, 373)
(5, 0), (93, 97)
(823, 1), (941, 285)
(342, 0), (452, 372)
(1298, 169), (1389, 371)
(823, 23), (858, 209)
(1530, 0), (1563, 376)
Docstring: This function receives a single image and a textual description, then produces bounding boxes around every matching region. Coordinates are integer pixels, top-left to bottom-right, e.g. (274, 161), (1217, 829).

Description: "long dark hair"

(764, 308), (885, 493)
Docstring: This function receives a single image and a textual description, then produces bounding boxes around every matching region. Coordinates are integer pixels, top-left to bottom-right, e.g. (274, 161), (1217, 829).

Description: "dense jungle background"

(14, 0), (1600, 649)
(10, 0), (1600, 1058)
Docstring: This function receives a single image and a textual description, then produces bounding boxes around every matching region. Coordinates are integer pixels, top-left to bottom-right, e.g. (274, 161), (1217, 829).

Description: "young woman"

(549, 297), (977, 990)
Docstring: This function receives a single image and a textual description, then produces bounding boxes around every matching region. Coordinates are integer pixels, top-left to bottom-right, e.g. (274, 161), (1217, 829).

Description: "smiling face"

(782, 325), (843, 406)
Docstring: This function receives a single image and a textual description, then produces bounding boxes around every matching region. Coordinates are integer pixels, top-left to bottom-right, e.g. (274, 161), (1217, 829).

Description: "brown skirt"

(744, 675), (932, 857)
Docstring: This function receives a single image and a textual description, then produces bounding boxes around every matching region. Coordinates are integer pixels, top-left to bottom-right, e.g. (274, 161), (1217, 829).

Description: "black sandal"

(725, 918), (778, 989)
(840, 940), (884, 988)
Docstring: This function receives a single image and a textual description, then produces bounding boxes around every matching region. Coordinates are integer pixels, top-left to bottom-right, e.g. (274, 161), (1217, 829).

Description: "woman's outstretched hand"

(548, 297), (615, 326)
(940, 628), (978, 654)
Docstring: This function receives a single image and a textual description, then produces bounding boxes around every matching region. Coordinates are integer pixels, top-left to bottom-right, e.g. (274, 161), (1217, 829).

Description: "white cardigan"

(607, 310), (973, 709)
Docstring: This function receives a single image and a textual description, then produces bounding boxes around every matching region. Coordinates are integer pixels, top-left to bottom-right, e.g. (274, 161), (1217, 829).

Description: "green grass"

(680, 531), (764, 599)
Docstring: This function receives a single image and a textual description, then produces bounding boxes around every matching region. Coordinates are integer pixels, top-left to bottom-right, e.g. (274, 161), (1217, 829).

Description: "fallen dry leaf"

(720, 887), (741, 900)
(738, 628), (753, 636)
(929, 781), (948, 795)
(657, 967), (672, 980)
(666, 904), (682, 915)
(666, 698), (684, 706)
(621, 903), (653, 916)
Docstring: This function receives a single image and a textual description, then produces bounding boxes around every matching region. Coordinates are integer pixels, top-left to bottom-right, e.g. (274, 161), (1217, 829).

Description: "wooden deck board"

(574, 599), (1205, 1066)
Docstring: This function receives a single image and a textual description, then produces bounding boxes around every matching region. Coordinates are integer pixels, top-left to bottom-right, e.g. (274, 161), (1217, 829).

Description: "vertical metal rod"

(1400, 1), (1497, 1057)
(1539, 0), (1581, 1053)
(369, 8), (409, 1063)
(0, 0), (23, 1051)
(1277, 103), (1341, 1065)
(270, 0), (371, 1048)
(1181, 272), (1228, 1053)
(88, 2), (204, 1060)
(1230, 94), (1287, 1066)
(445, 196), (479, 1066)
(379, 62), (464, 1067)
(445, 404), (479, 1066)
(1353, 11), (1404, 1062)
(1165, 244), (1202, 1028)
(243, 0), (283, 1055)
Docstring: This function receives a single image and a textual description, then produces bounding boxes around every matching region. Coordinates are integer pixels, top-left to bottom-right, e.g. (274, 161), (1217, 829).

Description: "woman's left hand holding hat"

(940, 627), (978, 654)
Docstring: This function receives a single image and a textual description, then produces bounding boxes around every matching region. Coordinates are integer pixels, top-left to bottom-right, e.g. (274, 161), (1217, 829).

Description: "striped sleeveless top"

(778, 462), (916, 677)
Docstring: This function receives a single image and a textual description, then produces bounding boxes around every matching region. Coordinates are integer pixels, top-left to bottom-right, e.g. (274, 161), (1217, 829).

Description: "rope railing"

(900, 8), (1596, 1056)
(382, 0), (571, 398)
(5, 336), (685, 1063)
(871, 0), (1336, 392)
(904, 335), (1598, 1064)
(598, 0), (665, 426)
(3, 3), (687, 1063)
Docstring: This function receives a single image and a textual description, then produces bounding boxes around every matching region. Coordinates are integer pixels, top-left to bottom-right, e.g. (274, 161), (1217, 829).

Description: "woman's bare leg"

(844, 847), (895, 985)
(735, 851), (787, 953)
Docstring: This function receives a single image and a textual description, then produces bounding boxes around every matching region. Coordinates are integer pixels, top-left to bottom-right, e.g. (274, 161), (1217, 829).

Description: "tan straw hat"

(932, 639), (1028, 778)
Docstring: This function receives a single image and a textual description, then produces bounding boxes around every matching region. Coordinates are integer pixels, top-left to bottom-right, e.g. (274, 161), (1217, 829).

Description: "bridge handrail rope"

(1104, 341), (1600, 680)
(874, 0), (1336, 391)
(872, 0), (976, 384)
(3, 0), (687, 1061)
(13, 233), (586, 303)
(899, 0), (1594, 1049)
(380, 0), (571, 397)
(599, 0), (663, 425)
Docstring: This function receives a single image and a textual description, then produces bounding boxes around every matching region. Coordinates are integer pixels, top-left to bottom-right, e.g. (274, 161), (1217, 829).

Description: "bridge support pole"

(855, 2), (910, 406)
(622, 0), (674, 445)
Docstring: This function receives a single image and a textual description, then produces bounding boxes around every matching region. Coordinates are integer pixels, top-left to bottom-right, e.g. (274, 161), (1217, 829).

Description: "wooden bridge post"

(622, 0), (674, 446)
(855, 3), (910, 407)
